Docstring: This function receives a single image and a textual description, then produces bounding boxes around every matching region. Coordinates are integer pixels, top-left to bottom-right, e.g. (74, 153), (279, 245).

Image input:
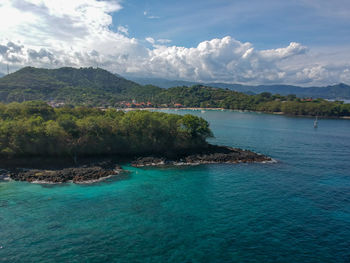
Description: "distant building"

(174, 103), (183, 108)
(47, 101), (65, 108)
(301, 98), (313, 102)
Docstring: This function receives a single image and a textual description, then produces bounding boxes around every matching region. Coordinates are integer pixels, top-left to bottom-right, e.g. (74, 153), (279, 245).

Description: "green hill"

(153, 85), (350, 117)
(0, 67), (161, 105)
(1, 66), (349, 117)
(128, 76), (350, 99)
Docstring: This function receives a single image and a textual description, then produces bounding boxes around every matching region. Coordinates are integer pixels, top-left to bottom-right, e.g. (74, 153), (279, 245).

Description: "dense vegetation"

(154, 86), (350, 117)
(0, 67), (161, 105)
(131, 77), (350, 99)
(1, 67), (349, 117)
(0, 101), (212, 158)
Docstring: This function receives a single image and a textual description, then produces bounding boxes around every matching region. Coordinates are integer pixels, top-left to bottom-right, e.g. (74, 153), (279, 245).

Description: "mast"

(314, 116), (318, 128)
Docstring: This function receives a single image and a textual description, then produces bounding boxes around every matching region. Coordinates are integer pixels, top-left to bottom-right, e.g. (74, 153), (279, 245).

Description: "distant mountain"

(2, 67), (349, 107)
(127, 77), (199, 89)
(208, 83), (350, 100)
(0, 67), (161, 104)
(0, 72), (5, 78)
(128, 76), (350, 99)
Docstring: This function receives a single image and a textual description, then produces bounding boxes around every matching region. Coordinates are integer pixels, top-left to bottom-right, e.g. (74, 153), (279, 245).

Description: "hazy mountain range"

(129, 77), (350, 99)
(1, 68), (350, 105)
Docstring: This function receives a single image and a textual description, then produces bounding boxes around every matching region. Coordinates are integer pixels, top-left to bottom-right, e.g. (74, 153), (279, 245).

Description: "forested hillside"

(129, 76), (350, 99)
(154, 86), (350, 117)
(0, 67), (161, 105)
(1, 67), (349, 117)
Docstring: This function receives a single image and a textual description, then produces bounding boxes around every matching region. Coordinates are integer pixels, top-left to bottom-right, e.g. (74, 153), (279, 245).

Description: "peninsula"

(0, 101), (271, 183)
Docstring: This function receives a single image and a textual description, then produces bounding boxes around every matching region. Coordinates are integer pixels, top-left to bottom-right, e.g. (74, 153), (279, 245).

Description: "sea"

(1, 110), (350, 263)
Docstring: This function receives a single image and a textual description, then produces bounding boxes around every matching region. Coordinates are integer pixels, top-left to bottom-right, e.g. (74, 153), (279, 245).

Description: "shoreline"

(131, 145), (272, 168)
(29, 173), (122, 185)
(0, 145), (273, 184)
(3, 162), (125, 184)
(119, 107), (350, 119)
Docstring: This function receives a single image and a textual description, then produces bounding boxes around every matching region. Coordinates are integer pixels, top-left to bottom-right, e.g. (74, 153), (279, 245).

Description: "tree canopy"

(154, 85), (350, 117)
(0, 67), (161, 105)
(0, 101), (213, 158)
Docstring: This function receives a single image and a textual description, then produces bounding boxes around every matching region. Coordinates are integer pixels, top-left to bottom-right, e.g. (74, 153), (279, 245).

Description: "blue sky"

(114, 0), (350, 49)
(0, 0), (349, 85)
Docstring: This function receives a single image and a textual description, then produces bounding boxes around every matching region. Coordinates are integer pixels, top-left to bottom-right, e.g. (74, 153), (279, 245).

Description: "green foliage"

(154, 86), (350, 117)
(1, 67), (349, 117)
(0, 67), (162, 105)
(0, 102), (212, 158)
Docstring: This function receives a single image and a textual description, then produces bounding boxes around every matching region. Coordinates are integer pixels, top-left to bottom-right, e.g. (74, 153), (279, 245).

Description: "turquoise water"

(1, 110), (350, 263)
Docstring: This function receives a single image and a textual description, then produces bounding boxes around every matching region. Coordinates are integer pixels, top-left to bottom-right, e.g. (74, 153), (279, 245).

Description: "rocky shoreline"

(1, 161), (124, 184)
(131, 145), (273, 167)
(0, 145), (273, 184)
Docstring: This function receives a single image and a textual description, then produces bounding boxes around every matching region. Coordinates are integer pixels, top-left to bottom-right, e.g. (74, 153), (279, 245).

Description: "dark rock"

(131, 145), (272, 167)
(9, 162), (124, 184)
(131, 157), (166, 167)
(0, 169), (10, 181)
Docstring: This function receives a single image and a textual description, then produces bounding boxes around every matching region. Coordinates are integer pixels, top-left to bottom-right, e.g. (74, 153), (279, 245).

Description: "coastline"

(120, 107), (350, 119)
(131, 145), (272, 168)
(2, 161), (125, 184)
(0, 145), (273, 184)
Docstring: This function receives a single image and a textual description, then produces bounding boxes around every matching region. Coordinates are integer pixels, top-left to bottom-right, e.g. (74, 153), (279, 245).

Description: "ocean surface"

(1, 110), (350, 263)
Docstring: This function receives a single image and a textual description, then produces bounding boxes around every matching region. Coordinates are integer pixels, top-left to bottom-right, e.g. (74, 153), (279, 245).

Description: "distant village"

(47, 98), (318, 109)
(47, 100), (184, 109)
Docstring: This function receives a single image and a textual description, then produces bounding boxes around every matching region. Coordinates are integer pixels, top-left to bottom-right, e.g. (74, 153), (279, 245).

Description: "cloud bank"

(0, 0), (349, 85)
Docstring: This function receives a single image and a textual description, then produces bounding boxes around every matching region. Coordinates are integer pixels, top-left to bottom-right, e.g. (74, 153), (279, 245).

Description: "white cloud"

(143, 10), (160, 19)
(145, 37), (155, 45)
(0, 0), (349, 86)
(117, 25), (129, 36)
(0, 0), (148, 73)
(259, 42), (307, 61)
(146, 38), (172, 47)
(137, 37), (311, 83)
(147, 16), (160, 19)
(157, 39), (172, 44)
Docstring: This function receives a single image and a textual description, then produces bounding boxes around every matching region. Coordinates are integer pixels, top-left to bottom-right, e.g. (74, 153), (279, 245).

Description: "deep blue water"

(1, 110), (350, 263)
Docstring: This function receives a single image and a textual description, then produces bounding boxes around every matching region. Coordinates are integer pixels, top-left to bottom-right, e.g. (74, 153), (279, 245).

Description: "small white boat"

(314, 116), (318, 128)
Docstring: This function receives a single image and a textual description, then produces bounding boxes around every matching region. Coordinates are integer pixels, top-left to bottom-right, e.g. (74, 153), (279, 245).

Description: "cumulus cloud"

(0, 0), (149, 73)
(136, 37), (308, 83)
(0, 0), (349, 85)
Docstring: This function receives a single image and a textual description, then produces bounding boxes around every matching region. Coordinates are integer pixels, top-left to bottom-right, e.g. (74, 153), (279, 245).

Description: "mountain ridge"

(128, 76), (350, 99)
(0, 67), (349, 117)
(0, 66), (161, 104)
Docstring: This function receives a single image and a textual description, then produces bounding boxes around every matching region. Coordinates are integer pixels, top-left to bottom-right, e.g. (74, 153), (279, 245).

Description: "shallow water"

(1, 110), (350, 263)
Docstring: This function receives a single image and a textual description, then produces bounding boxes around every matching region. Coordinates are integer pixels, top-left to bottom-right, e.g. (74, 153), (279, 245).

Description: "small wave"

(30, 180), (69, 185)
(74, 174), (117, 184)
(261, 158), (278, 164)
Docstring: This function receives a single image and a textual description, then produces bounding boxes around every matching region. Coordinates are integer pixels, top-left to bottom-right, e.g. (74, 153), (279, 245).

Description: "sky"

(0, 0), (349, 86)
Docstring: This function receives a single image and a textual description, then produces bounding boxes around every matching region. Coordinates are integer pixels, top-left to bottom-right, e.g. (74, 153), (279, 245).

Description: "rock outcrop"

(8, 161), (124, 183)
(131, 145), (272, 167)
